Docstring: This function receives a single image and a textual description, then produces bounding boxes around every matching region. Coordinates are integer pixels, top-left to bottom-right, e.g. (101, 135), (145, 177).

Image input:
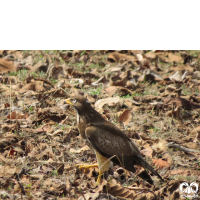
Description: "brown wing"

(85, 121), (141, 158)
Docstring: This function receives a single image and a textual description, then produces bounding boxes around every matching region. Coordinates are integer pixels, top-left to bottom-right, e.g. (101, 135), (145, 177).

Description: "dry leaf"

(95, 96), (121, 113)
(152, 138), (168, 153)
(100, 180), (135, 199)
(108, 52), (136, 63)
(152, 158), (170, 169)
(140, 147), (154, 158)
(70, 146), (90, 153)
(168, 53), (184, 63)
(8, 148), (17, 156)
(191, 126), (200, 138)
(166, 106), (182, 120)
(105, 86), (132, 96)
(20, 175), (30, 185)
(51, 66), (67, 79)
(7, 111), (28, 119)
(0, 59), (16, 73)
(185, 142), (197, 150)
(0, 165), (19, 177)
(163, 97), (200, 110)
(169, 71), (182, 81)
(170, 64), (193, 72)
(119, 109), (132, 125)
(19, 82), (45, 93)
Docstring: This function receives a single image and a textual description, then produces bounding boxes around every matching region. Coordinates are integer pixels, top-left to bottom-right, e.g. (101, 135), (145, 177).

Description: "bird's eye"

(73, 99), (76, 103)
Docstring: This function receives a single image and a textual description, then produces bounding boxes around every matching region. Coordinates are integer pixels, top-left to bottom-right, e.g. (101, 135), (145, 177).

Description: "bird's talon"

(76, 164), (98, 173)
(96, 178), (101, 184)
(96, 170), (103, 184)
(84, 169), (89, 173)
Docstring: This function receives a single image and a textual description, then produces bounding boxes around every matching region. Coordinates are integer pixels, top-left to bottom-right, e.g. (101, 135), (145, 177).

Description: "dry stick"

(125, 186), (156, 199)
(0, 95), (2, 132)
(190, 122), (199, 143)
(10, 80), (12, 118)
(47, 135), (53, 154)
(4, 143), (17, 149)
(124, 186), (150, 191)
(125, 186), (156, 197)
(167, 142), (200, 153)
(29, 191), (37, 200)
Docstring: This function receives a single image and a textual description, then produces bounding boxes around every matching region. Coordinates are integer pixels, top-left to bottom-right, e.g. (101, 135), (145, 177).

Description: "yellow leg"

(76, 164), (103, 183)
(97, 170), (103, 184)
(76, 164), (98, 173)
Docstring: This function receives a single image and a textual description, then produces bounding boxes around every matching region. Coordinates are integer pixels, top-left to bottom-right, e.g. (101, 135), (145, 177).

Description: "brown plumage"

(65, 95), (164, 185)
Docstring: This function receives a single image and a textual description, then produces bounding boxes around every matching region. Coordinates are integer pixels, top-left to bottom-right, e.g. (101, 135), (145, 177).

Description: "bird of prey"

(65, 95), (164, 185)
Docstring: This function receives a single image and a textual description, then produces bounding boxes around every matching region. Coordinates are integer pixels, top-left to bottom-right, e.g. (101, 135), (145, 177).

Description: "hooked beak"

(65, 98), (73, 105)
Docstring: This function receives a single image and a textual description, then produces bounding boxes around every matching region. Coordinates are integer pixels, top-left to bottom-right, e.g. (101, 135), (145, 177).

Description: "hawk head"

(65, 95), (105, 122)
(65, 95), (93, 113)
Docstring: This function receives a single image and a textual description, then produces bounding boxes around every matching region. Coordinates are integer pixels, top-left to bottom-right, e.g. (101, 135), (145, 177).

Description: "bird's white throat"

(76, 111), (80, 124)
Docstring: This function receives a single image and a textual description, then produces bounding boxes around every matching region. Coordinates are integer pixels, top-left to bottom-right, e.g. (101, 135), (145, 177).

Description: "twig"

(24, 88), (68, 98)
(10, 80), (12, 118)
(167, 142), (200, 153)
(1, 95), (3, 123)
(33, 77), (55, 88)
(190, 122), (199, 143)
(124, 186), (149, 191)
(29, 191), (37, 200)
(0, 153), (7, 163)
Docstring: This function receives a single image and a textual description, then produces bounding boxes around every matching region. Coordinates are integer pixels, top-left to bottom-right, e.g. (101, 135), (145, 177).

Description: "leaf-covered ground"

(0, 50), (200, 200)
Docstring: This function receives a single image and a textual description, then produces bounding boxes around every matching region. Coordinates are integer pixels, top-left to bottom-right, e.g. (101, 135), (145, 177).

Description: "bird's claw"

(96, 170), (103, 184)
(76, 164), (102, 184)
(76, 164), (98, 173)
